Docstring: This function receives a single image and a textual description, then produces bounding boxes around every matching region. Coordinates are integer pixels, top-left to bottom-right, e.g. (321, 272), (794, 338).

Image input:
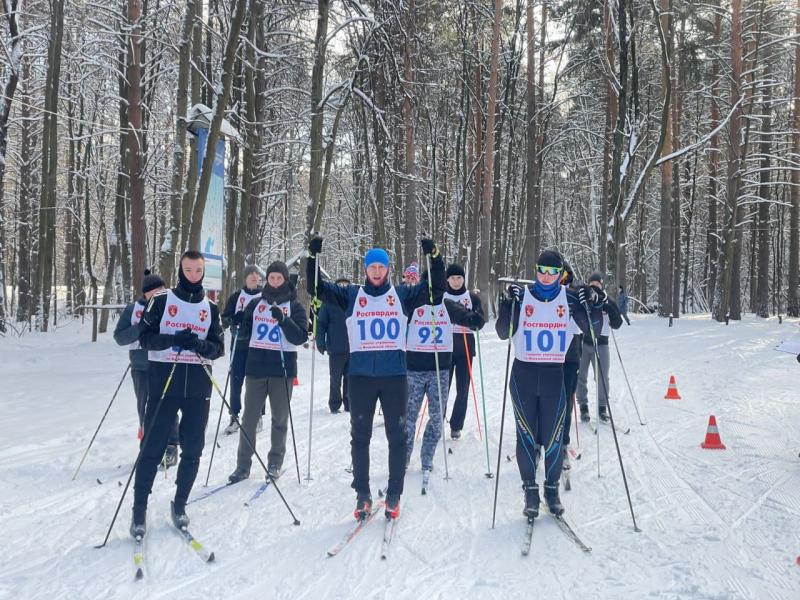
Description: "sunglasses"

(536, 264), (563, 276)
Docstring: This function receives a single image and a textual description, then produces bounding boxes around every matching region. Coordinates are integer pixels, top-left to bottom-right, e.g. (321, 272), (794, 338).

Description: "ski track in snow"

(1, 314), (799, 599)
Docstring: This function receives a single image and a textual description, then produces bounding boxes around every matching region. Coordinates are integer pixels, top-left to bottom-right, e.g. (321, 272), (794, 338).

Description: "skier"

(619, 285), (631, 325)
(220, 265), (263, 434)
(576, 272), (623, 423)
(405, 271), (483, 484)
(307, 236), (445, 521)
(495, 249), (592, 518)
(403, 262), (420, 286)
(442, 263), (486, 440)
(227, 261), (307, 483)
(130, 250), (225, 538)
(317, 277), (351, 413)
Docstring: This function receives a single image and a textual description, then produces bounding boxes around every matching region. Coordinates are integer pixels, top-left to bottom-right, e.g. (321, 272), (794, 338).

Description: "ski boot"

(580, 404), (590, 423)
(450, 429), (462, 440)
(170, 500), (190, 530)
(354, 493), (372, 521)
(543, 483), (565, 516)
(522, 481), (540, 519)
(223, 416), (239, 435)
(228, 466), (250, 484)
(130, 504), (147, 538)
(164, 444), (178, 468)
(267, 465), (282, 480)
(598, 406), (609, 423)
(562, 447), (571, 470)
(384, 494), (400, 519)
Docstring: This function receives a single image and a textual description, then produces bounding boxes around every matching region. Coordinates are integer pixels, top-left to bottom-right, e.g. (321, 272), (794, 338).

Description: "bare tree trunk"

(705, 6), (722, 312)
(788, 0), (800, 316)
(402, 0), (417, 264)
(477, 0), (502, 305)
(755, 67), (773, 317)
(126, 0), (146, 292)
(180, 0), (203, 253)
(15, 56), (34, 323)
(523, 0), (537, 272)
(656, 0), (673, 317)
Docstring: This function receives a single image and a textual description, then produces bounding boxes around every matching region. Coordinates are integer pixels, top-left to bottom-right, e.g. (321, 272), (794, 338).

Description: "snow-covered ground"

(1, 313), (799, 599)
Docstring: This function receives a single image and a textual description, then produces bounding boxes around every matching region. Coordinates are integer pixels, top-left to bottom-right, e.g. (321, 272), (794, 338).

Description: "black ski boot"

(522, 481), (540, 519)
(385, 495), (400, 519)
(580, 404), (590, 423)
(598, 406), (609, 422)
(228, 466), (250, 484)
(543, 483), (565, 516)
(170, 500), (190, 530)
(353, 493), (372, 521)
(130, 504), (147, 538)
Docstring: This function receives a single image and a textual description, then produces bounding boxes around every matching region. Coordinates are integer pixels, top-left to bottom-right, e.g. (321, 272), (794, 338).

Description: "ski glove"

(174, 327), (199, 350)
(507, 284), (525, 303)
(577, 285), (597, 309)
(596, 289), (608, 305)
(270, 305), (286, 324)
(420, 238), (438, 257)
(308, 236), (323, 257)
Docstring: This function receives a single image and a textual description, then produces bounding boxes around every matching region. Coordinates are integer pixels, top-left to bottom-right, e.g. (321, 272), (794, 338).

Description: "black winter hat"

(266, 261), (290, 282)
(142, 269), (165, 294)
(588, 271), (605, 284)
(243, 264), (263, 280)
(536, 249), (564, 269)
(446, 264), (466, 279)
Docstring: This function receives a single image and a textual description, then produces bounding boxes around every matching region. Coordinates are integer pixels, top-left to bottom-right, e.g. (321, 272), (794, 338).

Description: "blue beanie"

(364, 248), (390, 268)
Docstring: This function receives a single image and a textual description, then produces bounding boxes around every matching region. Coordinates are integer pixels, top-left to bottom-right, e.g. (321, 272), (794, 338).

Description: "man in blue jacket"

(307, 236), (444, 521)
(317, 277), (351, 413)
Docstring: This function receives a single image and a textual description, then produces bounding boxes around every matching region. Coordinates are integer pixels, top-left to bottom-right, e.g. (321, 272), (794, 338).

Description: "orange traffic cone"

(293, 376), (299, 386)
(701, 415), (726, 449)
(664, 375), (682, 400)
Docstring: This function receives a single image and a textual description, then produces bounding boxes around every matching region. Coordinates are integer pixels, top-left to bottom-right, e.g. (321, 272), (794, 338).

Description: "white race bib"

(129, 300), (146, 350)
(443, 290), (473, 335)
(346, 286), (406, 353)
(149, 290), (212, 365)
(512, 286), (572, 364)
(235, 289), (261, 314)
(407, 304), (453, 353)
(248, 300), (298, 353)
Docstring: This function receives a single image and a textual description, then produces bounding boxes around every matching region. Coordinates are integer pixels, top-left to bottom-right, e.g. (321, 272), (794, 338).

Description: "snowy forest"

(1, 0), (799, 334)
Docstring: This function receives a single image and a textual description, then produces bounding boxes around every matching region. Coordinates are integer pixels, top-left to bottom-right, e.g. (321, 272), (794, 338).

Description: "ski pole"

(276, 319), (302, 485)
(572, 392), (580, 451)
(199, 359), (300, 525)
(204, 328), (239, 486)
(475, 329), (493, 478)
(492, 300), (516, 529)
(306, 258), (320, 482)
(610, 329), (645, 425)
(462, 332), (483, 441)
(425, 253), (449, 481)
(73, 363), (131, 481)
(582, 299), (640, 532)
(96, 353), (181, 549)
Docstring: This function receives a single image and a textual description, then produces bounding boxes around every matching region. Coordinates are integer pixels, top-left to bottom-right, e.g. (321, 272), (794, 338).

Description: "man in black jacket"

(442, 264), (486, 440)
(131, 251), (225, 537)
(220, 265), (263, 434)
(317, 278), (351, 413)
(228, 261), (308, 483)
(576, 271), (624, 423)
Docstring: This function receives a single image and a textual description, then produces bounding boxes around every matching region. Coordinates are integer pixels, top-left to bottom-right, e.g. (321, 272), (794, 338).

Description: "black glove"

(577, 285), (597, 309)
(308, 236), (323, 256)
(507, 284), (525, 303)
(420, 238), (436, 256)
(232, 311), (245, 326)
(317, 344), (326, 356)
(173, 327), (199, 350)
(796, 353), (800, 364)
(597, 289), (608, 305)
(270, 305), (286, 324)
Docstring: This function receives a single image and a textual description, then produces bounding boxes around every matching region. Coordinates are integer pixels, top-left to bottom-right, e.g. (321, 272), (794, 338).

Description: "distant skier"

(442, 263), (485, 440)
(227, 261), (307, 483)
(405, 270), (483, 485)
(496, 249), (592, 518)
(403, 262), (420, 286)
(114, 271), (179, 467)
(576, 272), (623, 423)
(317, 278), (351, 413)
(220, 265), (263, 434)
(130, 251), (225, 538)
(307, 237), (445, 521)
